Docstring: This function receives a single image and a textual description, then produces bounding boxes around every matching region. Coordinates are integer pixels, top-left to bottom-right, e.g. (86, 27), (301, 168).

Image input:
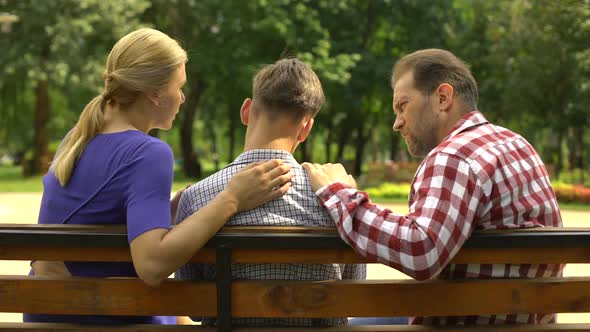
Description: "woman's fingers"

(253, 159), (283, 173)
(241, 160), (266, 171)
(267, 181), (292, 200)
(268, 171), (294, 189)
(229, 160), (357, 211)
(246, 159), (293, 189)
(266, 162), (292, 180)
(226, 160), (293, 212)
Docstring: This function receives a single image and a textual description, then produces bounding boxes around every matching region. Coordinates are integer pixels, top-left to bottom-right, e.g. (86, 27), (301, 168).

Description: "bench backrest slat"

(0, 276), (217, 316)
(2, 276), (590, 317)
(2, 224), (590, 331)
(2, 225), (590, 250)
(1, 225), (590, 264)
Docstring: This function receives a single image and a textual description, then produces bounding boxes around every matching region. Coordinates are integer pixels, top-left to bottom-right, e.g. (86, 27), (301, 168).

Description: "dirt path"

(1, 193), (588, 323)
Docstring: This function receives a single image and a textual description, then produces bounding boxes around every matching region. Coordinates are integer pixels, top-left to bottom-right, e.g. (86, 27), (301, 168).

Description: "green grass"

(370, 197), (409, 205)
(0, 165), (201, 193)
(171, 171), (200, 192)
(1, 165), (589, 211)
(557, 202), (590, 211)
(0, 166), (44, 192)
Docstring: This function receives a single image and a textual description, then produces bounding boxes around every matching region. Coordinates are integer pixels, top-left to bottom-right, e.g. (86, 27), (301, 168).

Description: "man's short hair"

(391, 49), (478, 110)
(252, 58), (324, 121)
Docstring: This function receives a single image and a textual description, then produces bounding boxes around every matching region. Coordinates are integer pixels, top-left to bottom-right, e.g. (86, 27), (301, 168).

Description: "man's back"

(430, 112), (562, 231)
(414, 111), (563, 324)
(175, 149), (365, 327)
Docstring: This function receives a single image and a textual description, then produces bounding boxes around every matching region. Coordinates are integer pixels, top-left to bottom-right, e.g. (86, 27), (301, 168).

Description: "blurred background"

(0, 0), (589, 323)
(0, 0), (588, 202)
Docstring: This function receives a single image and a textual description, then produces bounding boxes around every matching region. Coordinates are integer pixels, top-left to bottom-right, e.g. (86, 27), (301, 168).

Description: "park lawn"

(0, 166), (43, 192)
(0, 165), (198, 193)
(1, 166), (589, 211)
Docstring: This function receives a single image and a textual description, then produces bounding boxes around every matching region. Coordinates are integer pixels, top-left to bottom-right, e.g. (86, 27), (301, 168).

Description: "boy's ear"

(240, 98), (252, 125)
(145, 90), (160, 107)
(297, 118), (315, 142)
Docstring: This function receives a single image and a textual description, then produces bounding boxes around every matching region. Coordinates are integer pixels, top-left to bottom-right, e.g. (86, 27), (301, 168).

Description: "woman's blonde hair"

(51, 28), (187, 186)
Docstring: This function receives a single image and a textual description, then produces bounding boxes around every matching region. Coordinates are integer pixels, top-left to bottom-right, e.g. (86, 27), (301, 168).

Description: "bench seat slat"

(0, 323), (212, 331)
(3, 323), (590, 332)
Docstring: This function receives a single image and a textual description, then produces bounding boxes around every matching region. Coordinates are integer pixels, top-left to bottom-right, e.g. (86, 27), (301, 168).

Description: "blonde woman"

(25, 28), (292, 325)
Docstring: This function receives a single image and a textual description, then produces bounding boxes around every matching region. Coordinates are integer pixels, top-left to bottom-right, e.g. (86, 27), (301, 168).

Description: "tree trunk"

(211, 126), (219, 172)
(180, 79), (206, 178)
(573, 127), (584, 169)
(578, 127), (586, 184)
(353, 128), (367, 177)
(390, 131), (400, 161)
(325, 125), (333, 163)
(324, 105), (334, 163)
(228, 104), (237, 163)
(335, 127), (349, 162)
(556, 130), (563, 179)
(567, 127), (576, 171)
(28, 79), (50, 176)
(296, 140), (309, 162)
(573, 126), (584, 184)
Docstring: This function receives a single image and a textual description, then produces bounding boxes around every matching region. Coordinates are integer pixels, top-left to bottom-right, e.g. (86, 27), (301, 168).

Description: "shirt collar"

(227, 149), (299, 168)
(441, 110), (489, 142)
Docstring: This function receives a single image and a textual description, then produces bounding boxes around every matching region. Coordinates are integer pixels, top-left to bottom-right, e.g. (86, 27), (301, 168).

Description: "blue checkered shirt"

(175, 149), (366, 327)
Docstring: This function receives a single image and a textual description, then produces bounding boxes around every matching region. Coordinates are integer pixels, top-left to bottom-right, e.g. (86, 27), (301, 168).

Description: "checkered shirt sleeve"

(318, 152), (482, 281)
(175, 149), (366, 327)
(315, 111), (563, 325)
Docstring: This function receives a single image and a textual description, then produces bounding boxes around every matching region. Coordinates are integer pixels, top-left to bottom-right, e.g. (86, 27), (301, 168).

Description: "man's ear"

(240, 98), (252, 125)
(297, 118), (315, 142)
(437, 83), (454, 112)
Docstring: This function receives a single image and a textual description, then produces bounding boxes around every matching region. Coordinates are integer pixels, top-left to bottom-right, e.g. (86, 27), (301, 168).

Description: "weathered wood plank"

(2, 276), (590, 317)
(1, 225), (589, 331)
(3, 322), (590, 331)
(0, 323), (211, 331)
(1, 224), (587, 233)
(232, 278), (590, 317)
(0, 276), (217, 316)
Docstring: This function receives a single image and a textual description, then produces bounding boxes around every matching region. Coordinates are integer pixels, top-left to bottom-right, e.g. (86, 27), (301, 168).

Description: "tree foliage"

(0, 0), (588, 180)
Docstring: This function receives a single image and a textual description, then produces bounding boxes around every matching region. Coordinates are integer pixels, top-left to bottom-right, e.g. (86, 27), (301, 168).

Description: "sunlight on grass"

(0, 166), (43, 192)
(1, 165), (589, 211)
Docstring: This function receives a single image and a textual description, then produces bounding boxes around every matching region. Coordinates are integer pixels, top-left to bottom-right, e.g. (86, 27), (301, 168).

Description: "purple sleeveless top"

(26, 130), (176, 325)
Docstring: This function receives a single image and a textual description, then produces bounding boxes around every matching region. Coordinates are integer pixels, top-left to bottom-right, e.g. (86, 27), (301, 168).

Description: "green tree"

(0, 0), (149, 175)
(310, 0), (461, 174)
(148, 0), (361, 177)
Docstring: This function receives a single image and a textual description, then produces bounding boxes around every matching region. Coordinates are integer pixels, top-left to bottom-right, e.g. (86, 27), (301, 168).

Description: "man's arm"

(306, 154), (484, 280)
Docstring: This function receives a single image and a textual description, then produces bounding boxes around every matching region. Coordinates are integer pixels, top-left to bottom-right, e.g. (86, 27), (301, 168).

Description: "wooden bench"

(1, 224), (590, 331)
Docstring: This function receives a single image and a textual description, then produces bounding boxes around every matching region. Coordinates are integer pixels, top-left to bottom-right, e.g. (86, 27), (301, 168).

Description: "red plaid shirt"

(317, 111), (563, 325)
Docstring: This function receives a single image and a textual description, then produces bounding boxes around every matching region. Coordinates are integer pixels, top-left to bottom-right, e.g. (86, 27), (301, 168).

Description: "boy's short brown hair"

(252, 58), (324, 121)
